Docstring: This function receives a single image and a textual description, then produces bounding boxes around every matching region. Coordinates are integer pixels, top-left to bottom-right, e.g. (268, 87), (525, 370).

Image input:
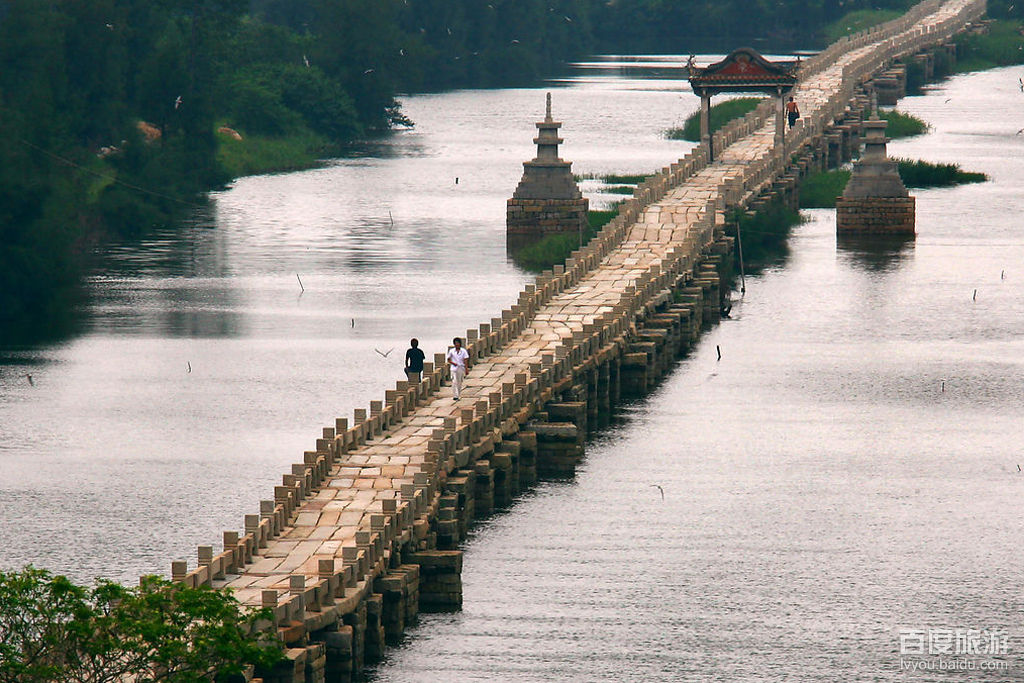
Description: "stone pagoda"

(506, 93), (588, 248)
(836, 96), (915, 236)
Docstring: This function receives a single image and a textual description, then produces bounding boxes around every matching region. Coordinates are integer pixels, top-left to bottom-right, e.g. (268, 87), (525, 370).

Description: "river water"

(2, 57), (1023, 680)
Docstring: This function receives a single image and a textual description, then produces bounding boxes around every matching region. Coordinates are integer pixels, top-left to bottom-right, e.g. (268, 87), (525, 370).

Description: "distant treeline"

(2, 0), (1022, 337)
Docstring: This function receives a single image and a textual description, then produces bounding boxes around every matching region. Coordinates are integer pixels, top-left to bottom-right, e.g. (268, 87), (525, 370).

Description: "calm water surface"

(367, 68), (1024, 681)
(2, 58), (1023, 681)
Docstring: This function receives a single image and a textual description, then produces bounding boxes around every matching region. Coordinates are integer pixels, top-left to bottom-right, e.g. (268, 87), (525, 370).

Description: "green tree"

(0, 567), (284, 683)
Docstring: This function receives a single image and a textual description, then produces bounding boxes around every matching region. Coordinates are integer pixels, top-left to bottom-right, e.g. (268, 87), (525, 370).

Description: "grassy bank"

(955, 19), (1024, 72)
(799, 169), (852, 208)
(216, 127), (333, 178)
(511, 208), (620, 272)
(894, 158), (988, 187)
(822, 9), (904, 43)
(666, 98), (762, 142)
(799, 160), (987, 207)
(877, 110), (928, 138)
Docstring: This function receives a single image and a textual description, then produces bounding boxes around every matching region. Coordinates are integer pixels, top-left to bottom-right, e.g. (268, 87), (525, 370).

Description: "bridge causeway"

(165, 0), (986, 678)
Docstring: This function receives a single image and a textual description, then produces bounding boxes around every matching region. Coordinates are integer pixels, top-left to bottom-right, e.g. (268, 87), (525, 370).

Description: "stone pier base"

(506, 197), (589, 249)
(836, 196), (916, 235)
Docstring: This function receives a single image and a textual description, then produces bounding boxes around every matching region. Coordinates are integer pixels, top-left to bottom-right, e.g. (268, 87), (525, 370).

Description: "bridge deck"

(178, 0), (983, 613)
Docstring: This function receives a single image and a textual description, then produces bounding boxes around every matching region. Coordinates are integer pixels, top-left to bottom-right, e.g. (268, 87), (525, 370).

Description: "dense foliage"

(0, 567), (283, 682)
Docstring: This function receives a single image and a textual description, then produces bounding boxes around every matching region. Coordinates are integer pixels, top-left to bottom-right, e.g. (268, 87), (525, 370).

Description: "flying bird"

(303, 54), (310, 68)
(650, 484), (664, 500)
(187, 362), (191, 373)
(25, 374), (34, 386)
(363, 68), (375, 74)
(374, 348), (394, 358)
(174, 95), (182, 109)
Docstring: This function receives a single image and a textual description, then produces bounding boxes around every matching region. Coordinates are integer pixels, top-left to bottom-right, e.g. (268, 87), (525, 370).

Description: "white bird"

(363, 68), (374, 74)
(374, 348), (394, 358)
(303, 54), (310, 68)
(174, 95), (182, 109)
(564, 15), (572, 22)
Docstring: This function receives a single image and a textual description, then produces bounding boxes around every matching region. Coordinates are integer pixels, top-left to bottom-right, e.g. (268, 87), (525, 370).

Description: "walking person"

(405, 338), (425, 383)
(446, 337), (470, 401)
(786, 96), (800, 128)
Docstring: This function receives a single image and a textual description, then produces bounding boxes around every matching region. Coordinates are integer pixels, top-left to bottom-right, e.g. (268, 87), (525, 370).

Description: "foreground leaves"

(0, 567), (283, 683)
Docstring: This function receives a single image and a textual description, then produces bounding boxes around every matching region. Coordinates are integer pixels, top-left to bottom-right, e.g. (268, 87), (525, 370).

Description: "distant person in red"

(405, 338), (425, 382)
(786, 96), (800, 128)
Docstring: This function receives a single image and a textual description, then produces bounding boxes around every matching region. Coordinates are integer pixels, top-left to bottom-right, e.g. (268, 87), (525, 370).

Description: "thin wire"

(15, 137), (204, 209)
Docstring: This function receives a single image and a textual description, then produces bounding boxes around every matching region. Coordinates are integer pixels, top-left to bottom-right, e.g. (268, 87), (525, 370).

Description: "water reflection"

(836, 233), (916, 272)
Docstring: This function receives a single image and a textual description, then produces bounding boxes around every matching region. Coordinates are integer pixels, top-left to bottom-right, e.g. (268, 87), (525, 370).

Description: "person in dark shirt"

(405, 338), (425, 382)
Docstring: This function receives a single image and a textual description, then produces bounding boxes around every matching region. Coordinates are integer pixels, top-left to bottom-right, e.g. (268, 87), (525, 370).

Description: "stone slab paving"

(201, 0), (981, 609)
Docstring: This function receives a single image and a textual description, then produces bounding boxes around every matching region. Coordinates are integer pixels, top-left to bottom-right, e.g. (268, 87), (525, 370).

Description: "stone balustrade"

(160, 1), (987, 679)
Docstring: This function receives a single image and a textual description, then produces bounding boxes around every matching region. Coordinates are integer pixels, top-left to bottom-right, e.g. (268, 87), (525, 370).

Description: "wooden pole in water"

(735, 220), (746, 294)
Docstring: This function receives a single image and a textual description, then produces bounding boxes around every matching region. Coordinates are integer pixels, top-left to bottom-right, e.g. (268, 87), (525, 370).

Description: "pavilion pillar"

(700, 94), (712, 161)
(775, 89), (786, 153)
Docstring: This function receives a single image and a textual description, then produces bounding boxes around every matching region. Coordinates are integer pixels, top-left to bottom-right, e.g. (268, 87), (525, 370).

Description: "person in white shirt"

(445, 337), (470, 400)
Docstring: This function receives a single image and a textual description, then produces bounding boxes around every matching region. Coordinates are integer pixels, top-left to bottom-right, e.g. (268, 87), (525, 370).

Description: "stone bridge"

(164, 0), (986, 679)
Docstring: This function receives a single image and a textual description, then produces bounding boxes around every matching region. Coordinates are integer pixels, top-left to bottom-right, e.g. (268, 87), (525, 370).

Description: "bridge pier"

(157, 2), (989, 680)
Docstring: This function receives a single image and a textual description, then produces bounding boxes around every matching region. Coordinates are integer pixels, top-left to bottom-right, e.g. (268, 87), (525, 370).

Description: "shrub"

(0, 566), (284, 683)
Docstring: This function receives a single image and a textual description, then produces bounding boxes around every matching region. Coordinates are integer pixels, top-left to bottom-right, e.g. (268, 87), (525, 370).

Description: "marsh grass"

(799, 160), (986, 208)
(955, 19), (1024, 72)
(666, 98), (762, 142)
(877, 110), (928, 138)
(822, 9), (903, 43)
(799, 169), (852, 208)
(511, 208), (620, 272)
(216, 126), (331, 178)
(894, 158), (987, 187)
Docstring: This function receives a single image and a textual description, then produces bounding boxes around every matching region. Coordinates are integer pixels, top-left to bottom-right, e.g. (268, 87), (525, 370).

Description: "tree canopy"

(0, 567), (283, 683)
